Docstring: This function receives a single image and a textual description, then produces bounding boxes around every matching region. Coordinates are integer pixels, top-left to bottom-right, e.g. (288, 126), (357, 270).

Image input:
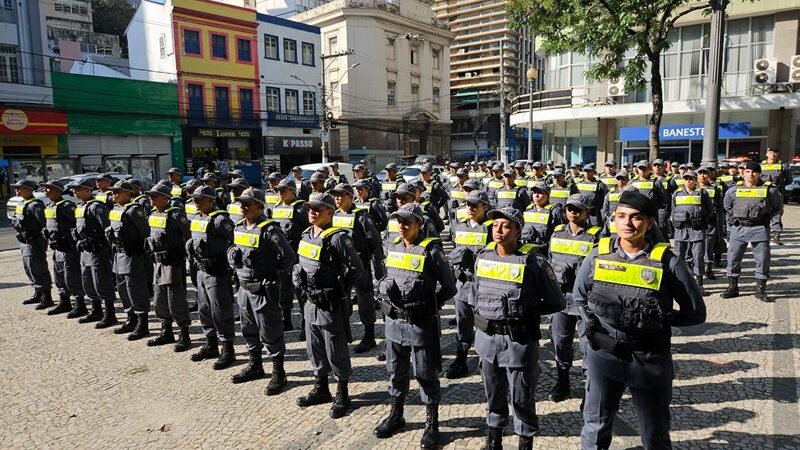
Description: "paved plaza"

(1, 208), (799, 449)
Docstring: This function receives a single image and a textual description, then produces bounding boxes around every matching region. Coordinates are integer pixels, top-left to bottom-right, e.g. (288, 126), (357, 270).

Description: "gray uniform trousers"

(726, 225), (770, 279)
(550, 294), (580, 370)
(385, 317), (441, 405)
(476, 331), (539, 437)
(21, 236), (51, 290)
(237, 287), (285, 357)
(196, 270), (236, 342)
(704, 223), (718, 263)
(53, 249), (84, 297)
(81, 248), (116, 304)
(674, 240), (705, 276)
(354, 258), (376, 326)
(305, 302), (352, 381)
(153, 263), (190, 327)
(114, 253), (151, 314)
(454, 280), (476, 350)
(278, 269), (295, 313)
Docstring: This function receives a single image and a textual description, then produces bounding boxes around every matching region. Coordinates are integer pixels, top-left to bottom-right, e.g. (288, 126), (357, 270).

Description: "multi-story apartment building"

(294, 0), (453, 167)
(432, 0), (538, 161)
(510, 0), (800, 165)
(45, 0), (122, 59)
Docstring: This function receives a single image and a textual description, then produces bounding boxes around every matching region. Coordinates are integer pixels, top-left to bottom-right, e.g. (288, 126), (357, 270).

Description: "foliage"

(92, 0), (136, 57)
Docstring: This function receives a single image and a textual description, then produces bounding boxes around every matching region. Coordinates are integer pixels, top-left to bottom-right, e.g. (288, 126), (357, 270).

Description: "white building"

(293, 0), (453, 168)
(257, 0), (329, 18)
(125, 0), (177, 83)
(0, 0), (51, 104)
(258, 13), (322, 169)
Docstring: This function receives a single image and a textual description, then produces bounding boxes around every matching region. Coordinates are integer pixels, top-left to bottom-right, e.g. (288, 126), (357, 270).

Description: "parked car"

(398, 164), (445, 184)
(299, 163), (355, 184)
(784, 163), (800, 203)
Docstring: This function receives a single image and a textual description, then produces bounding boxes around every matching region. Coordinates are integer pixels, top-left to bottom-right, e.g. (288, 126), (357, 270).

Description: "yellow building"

(172, 0), (261, 173)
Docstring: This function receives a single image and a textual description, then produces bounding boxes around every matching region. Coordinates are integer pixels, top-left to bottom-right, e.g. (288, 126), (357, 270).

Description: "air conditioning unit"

(790, 55), (800, 83)
(464, 72), (472, 78)
(754, 58), (777, 85)
(607, 77), (625, 97)
(457, 48), (466, 54)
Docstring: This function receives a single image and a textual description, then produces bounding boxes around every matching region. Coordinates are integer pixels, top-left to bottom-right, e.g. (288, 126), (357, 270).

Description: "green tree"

(92, 0), (136, 57)
(507, 0), (747, 160)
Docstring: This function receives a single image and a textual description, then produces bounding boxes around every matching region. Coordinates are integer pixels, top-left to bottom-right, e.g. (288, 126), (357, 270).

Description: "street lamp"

(319, 61), (360, 164)
(526, 66), (538, 162)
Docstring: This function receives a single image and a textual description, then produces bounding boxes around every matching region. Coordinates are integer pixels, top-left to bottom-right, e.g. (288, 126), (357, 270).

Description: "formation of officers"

(9, 148), (788, 449)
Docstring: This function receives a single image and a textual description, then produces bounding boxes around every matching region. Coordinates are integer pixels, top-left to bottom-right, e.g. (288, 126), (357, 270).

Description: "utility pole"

(499, 40), (507, 165)
(473, 90), (481, 163)
(701, 0), (727, 167)
(319, 49), (355, 164)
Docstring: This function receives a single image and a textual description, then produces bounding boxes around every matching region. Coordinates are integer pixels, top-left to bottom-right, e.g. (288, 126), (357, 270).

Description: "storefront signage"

(0, 108), (68, 134)
(266, 136), (321, 155)
(197, 128), (253, 138)
(267, 111), (320, 128)
(620, 122), (750, 142)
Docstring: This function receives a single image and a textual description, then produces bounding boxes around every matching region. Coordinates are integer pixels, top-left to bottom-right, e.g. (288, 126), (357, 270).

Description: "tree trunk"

(649, 53), (663, 161)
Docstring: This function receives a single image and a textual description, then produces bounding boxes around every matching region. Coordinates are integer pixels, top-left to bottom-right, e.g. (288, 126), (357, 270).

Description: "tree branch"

(596, 0), (637, 37)
(666, 3), (711, 30)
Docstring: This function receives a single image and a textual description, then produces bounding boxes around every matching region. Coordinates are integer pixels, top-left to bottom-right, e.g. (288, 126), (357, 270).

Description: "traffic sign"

(320, 131), (330, 143)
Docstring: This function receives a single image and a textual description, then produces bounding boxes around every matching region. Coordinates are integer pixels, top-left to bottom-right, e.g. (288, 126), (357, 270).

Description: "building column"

(767, 109), (793, 160)
(596, 118), (617, 166)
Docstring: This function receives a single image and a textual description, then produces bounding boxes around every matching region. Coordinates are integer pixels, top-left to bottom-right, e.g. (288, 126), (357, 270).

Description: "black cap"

(95, 173), (116, 183)
(744, 161), (761, 172)
(235, 187), (266, 206)
(41, 179), (65, 191)
(10, 179), (38, 190)
(390, 204), (424, 222)
(487, 207), (523, 229)
(68, 178), (96, 190)
(329, 183), (354, 196)
(266, 171), (282, 181)
(191, 185), (217, 200)
(275, 178), (297, 191)
(617, 191), (658, 218)
(304, 192), (336, 210)
(111, 180), (135, 193)
(167, 167), (182, 175)
(147, 183), (172, 197)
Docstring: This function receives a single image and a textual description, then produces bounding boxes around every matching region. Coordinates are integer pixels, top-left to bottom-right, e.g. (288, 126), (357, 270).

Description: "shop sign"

(0, 108), (68, 134)
(266, 136), (321, 155)
(197, 128), (253, 138)
(620, 122), (751, 142)
(267, 111), (320, 128)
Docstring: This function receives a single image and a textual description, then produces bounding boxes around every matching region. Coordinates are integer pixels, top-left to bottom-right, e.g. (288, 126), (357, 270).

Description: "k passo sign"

(620, 122), (751, 142)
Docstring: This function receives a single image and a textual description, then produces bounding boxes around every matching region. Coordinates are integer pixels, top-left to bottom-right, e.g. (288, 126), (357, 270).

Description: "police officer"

(42, 179), (86, 316)
(226, 177), (250, 224)
(526, 161), (548, 188)
(381, 163), (405, 213)
(200, 172), (229, 211)
(330, 183), (385, 353)
(522, 184), (563, 247)
(130, 179), (151, 212)
(70, 178), (117, 327)
(12, 179), (53, 309)
(671, 171), (712, 295)
(186, 185), (237, 369)
(717, 162), (740, 190)
(272, 177), (309, 334)
(599, 160), (618, 189)
(264, 172), (283, 217)
(547, 194), (601, 403)
(228, 188), (296, 395)
(353, 164), (381, 199)
(575, 164), (607, 226)
(309, 171), (328, 194)
(472, 207), (565, 450)
(761, 147), (788, 245)
(697, 166), (723, 279)
(413, 181), (445, 236)
(373, 204), (457, 449)
(485, 164), (505, 196)
(493, 168), (530, 212)
(573, 191), (706, 450)
(354, 178), (388, 233)
(94, 173), (116, 209)
(328, 162), (348, 186)
(295, 192), (364, 418)
(549, 168), (578, 206)
(166, 167), (185, 200)
(600, 172), (634, 236)
(444, 190), (493, 379)
(420, 164), (448, 212)
(106, 180), (151, 341)
(722, 162), (783, 302)
(290, 166), (313, 201)
(145, 182), (192, 352)
(183, 179), (202, 220)
(446, 168), (470, 224)
(632, 160), (669, 236)
(566, 162), (583, 185)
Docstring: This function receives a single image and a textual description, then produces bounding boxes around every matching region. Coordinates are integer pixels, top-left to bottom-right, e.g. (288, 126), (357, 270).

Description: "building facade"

(510, 1), (800, 166)
(45, 0), (123, 61)
(294, 0), (452, 169)
(257, 13), (322, 171)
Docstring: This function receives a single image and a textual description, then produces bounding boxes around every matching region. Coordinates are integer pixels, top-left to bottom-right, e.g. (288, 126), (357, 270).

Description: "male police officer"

(290, 166), (313, 201)
(226, 177), (250, 224)
(575, 164), (607, 226)
(547, 194), (601, 403)
(573, 191), (706, 450)
(12, 179), (52, 309)
(145, 182), (192, 352)
(473, 207), (564, 450)
(374, 203), (457, 449)
(549, 168), (578, 206)
(294, 192), (364, 418)
(494, 168), (530, 212)
(106, 180), (151, 341)
(522, 184), (563, 247)
(94, 173), (116, 209)
(228, 188), (296, 395)
(200, 172), (229, 211)
(761, 147), (788, 244)
(697, 166), (723, 279)
(381, 163), (405, 213)
(166, 167), (185, 200)
(671, 171), (712, 295)
(354, 178), (388, 233)
(722, 162), (783, 302)
(420, 164), (448, 212)
(272, 177), (309, 333)
(70, 178), (117, 326)
(42, 179), (86, 316)
(186, 185), (237, 369)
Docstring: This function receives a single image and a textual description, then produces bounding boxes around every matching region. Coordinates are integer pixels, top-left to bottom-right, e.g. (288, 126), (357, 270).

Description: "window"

(54, 2), (64, 12)
(0, 45), (19, 83)
(79, 5), (87, 15)
(215, 86), (230, 122)
(328, 36), (338, 53)
(97, 46), (112, 56)
(302, 42), (314, 66)
(410, 45), (418, 65)
(239, 88), (253, 122)
(237, 38), (251, 62)
(79, 43), (96, 53)
(211, 34), (227, 59)
(187, 83), (204, 121)
(264, 34), (278, 60)
(432, 49), (440, 70)
(183, 29), (201, 55)
(303, 91), (315, 114)
(266, 87), (280, 112)
(285, 90), (299, 114)
(411, 84), (419, 106)
(387, 80), (396, 106)
(159, 34), (166, 58)
(71, 4), (80, 14)
(328, 81), (337, 107)
(284, 38), (297, 63)
(432, 87), (440, 106)
(387, 37), (395, 59)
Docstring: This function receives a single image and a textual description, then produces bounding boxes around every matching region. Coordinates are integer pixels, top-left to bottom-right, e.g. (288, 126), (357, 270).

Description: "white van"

(299, 163), (355, 184)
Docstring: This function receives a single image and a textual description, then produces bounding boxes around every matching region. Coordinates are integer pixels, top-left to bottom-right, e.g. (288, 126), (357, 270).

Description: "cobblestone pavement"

(1, 207), (799, 450)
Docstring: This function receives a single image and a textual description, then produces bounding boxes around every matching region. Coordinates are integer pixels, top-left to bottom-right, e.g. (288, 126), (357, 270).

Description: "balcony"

(266, 110), (320, 129)
(187, 109), (261, 129)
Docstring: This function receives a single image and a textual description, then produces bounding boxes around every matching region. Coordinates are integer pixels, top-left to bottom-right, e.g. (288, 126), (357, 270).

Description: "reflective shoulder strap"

(165, 207), (179, 213)
(421, 201), (430, 206)
(598, 237), (612, 255)
(420, 237), (441, 248)
(588, 226), (601, 236)
(736, 181), (743, 186)
(291, 200), (304, 206)
(320, 226), (342, 239)
(55, 199), (67, 206)
(545, 204), (553, 210)
(554, 224), (565, 232)
(519, 243), (536, 254)
(485, 242), (497, 250)
(209, 210), (224, 217)
(649, 242), (670, 262)
(482, 219), (493, 226)
(257, 219), (274, 228)
(393, 236), (402, 244)
(237, 219), (245, 226)
(764, 181), (772, 186)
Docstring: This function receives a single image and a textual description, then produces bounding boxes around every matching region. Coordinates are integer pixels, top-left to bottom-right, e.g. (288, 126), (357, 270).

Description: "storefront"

(264, 135), (321, 172)
(183, 127), (263, 178)
(619, 122), (758, 164)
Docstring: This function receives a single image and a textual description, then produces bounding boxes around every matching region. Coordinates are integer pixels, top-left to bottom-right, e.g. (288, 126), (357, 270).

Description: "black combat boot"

(35, 290), (54, 310)
(420, 403), (440, 449)
(376, 351), (386, 362)
(444, 345), (469, 379)
(94, 300), (117, 328)
(282, 309), (294, 331)
(481, 426), (502, 450)
(174, 326), (191, 352)
(705, 263), (716, 280)
(374, 396), (405, 438)
(755, 279), (772, 303)
(329, 379), (350, 418)
(147, 320), (175, 346)
(518, 435), (534, 450)
(213, 341), (236, 370)
(231, 351), (265, 384)
(67, 296), (87, 319)
(47, 294), (72, 315)
(354, 324), (376, 353)
(296, 376), (332, 407)
(114, 311), (138, 334)
(191, 335), (220, 361)
(695, 275), (708, 296)
(80, 300), (104, 324)
(722, 277), (739, 299)
(265, 354), (287, 396)
(22, 289), (41, 305)
(548, 367), (571, 403)
(127, 313), (150, 341)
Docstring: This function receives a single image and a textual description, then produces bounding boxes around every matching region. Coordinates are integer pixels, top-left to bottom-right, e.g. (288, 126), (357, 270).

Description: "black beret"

(744, 161), (761, 172)
(617, 191), (658, 218)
